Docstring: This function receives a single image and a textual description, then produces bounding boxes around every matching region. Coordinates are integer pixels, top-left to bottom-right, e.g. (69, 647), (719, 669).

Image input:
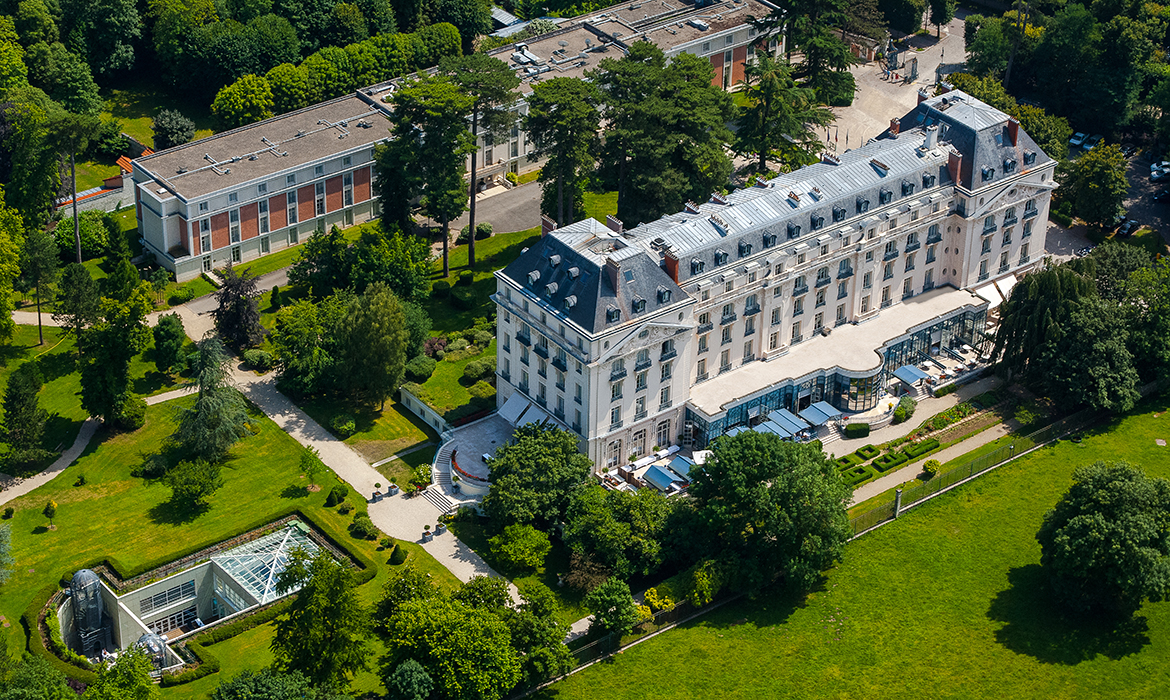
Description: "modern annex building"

(130, 0), (780, 281)
(493, 89), (1055, 469)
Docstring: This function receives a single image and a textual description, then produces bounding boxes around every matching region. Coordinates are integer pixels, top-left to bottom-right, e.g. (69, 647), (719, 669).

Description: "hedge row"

(834, 453), (864, 469)
(841, 465), (875, 487)
(933, 383), (959, 397)
(22, 584), (99, 685)
(905, 437), (941, 459)
(872, 451), (909, 473)
(843, 422), (870, 439)
(856, 444), (880, 459)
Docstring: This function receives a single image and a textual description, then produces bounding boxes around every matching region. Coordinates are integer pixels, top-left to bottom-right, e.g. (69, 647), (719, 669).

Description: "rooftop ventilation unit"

(687, 18), (709, 30)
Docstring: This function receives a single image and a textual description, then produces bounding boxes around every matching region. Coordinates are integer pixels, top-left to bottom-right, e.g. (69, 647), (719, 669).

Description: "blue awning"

(893, 364), (930, 384)
(810, 401), (842, 421)
(724, 426), (748, 438)
(668, 455), (695, 478)
(768, 409), (809, 434)
(756, 421), (793, 438)
(800, 405), (831, 426)
(644, 465), (680, 491)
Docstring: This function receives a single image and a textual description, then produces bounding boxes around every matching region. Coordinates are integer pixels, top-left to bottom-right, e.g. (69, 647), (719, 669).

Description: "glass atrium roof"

(211, 523), (319, 604)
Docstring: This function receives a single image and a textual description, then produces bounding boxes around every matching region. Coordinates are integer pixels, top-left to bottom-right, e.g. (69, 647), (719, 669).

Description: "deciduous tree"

(289, 224), (352, 297)
(928, 0), (955, 37)
(272, 549), (371, 687)
(583, 576), (637, 636)
(489, 523), (551, 572)
(152, 312), (187, 374)
(57, 0), (141, 76)
(22, 42), (102, 116)
(349, 226), (433, 302)
(211, 74), (275, 129)
(212, 668), (354, 700)
(338, 282), (407, 408)
(19, 226), (58, 345)
(689, 430), (851, 590)
(84, 646), (158, 700)
(151, 109), (196, 150)
(0, 193), (22, 344)
(1038, 296), (1140, 413)
(993, 262), (1096, 380)
(523, 77), (600, 227)
(1037, 461), (1170, 616)
(165, 458), (224, 507)
(482, 423), (592, 528)
(78, 284), (152, 424)
(0, 85), (62, 227)
(1055, 143), (1129, 227)
(374, 565), (442, 627)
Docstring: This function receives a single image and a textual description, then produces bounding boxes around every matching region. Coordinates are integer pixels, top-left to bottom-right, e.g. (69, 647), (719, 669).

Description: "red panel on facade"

(134, 185), (141, 220)
(269, 195), (287, 231)
(241, 202), (259, 240)
(298, 185), (315, 223)
(177, 217), (189, 254)
(709, 54), (724, 88)
(210, 212), (230, 251)
(325, 176), (343, 213)
(731, 46), (748, 86)
(353, 166), (371, 203)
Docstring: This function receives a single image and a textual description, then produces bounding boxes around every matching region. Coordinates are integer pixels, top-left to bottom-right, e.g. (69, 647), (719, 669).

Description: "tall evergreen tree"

(19, 225), (58, 345)
(2, 363), (49, 466)
(734, 51), (834, 173)
(52, 262), (100, 346)
(78, 283), (152, 424)
(339, 282), (407, 409)
(175, 336), (252, 462)
(524, 77), (601, 228)
(212, 263), (264, 348)
(380, 74), (475, 277)
(440, 53), (520, 267)
(152, 312), (187, 374)
(0, 192), (22, 344)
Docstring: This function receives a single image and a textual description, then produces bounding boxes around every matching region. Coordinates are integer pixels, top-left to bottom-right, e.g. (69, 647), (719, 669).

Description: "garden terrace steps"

(422, 485), (456, 511)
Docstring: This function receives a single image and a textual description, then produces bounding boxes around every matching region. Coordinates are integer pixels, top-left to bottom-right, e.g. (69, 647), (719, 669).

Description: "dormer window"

(633, 296), (646, 313)
(567, 266), (580, 279)
(527, 270), (540, 285)
(879, 189), (893, 204)
(657, 286), (672, 303)
(922, 173), (937, 188)
(564, 295), (577, 310)
(762, 232), (777, 248)
(606, 306), (621, 323)
(832, 206), (846, 222)
(1003, 158), (1017, 173)
(691, 258), (705, 274)
(1023, 150), (1037, 165)
(787, 222), (801, 239)
(856, 197), (870, 213)
(714, 250), (729, 265)
(810, 215), (824, 231)
(901, 180), (914, 196)
(545, 282), (558, 297)
(738, 241), (753, 257)
(549, 254), (561, 266)
(982, 166), (995, 181)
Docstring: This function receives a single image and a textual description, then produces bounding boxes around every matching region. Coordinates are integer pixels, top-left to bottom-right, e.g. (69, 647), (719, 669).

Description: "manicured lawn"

(102, 84), (215, 150)
(427, 228), (540, 335)
(299, 395), (437, 464)
(71, 160), (121, 192)
(375, 444), (435, 487)
(538, 393), (1170, 699)
(517, 169), (541, 185)
(409, 340), (497, 423)
(581, 190), (618, 223)
(449, 519), (589, 627)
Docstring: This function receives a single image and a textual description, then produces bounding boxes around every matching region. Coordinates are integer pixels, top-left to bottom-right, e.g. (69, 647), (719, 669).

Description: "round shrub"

(448, 338), (470, 353)
(169, 286), (197, 305)
(451, 287), (476, 309)
(389, 543), (409, 565)
(116, 396), (147, 432)
(405, 355), (437, 382)
(350, 512), (378, 540)
(475, 222), (493, 239)
(243, 349), (273, 371)
(463, 360), (486, 382)
(432, 280), (451, 298)
(380, 536), (395, 550)
(471, 329), (494, 347)
(506, 171), (519, 185)
(469, 381), (495, 400)
(456, 225), (473, 245)
(458, 271), (474, 286)
(331, 413), (356, 437)
(923, 459), (942, 478)
(338, 502), (353, 515)
(325, 484), (350, 507)
(423, 336), (448, 357)
(270, 285), (281, 309)
(54, 210), (112, 259)
(3, 506), (13, 519)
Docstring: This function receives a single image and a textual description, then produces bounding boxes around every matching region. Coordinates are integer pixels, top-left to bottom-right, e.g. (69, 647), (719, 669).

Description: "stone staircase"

(421, 485), (455, 512)
(420, 437), (458, 512)
(818, 424), (842, 448)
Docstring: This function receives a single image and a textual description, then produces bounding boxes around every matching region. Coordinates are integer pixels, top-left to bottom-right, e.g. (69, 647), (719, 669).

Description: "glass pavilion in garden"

(60, 522), (321, 664)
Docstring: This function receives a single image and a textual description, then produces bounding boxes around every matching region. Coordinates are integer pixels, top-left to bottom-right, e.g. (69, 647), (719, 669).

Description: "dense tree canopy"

(1055, 143), (1128, 227)
(524, 77), (601, 227)
(1038, 461), (1170, 616)
(78, 284), (152, 424)
(175, 336), (252, 461)
(337, 282), (407, 408)
(482, 423), (593, 528)
(212, 669), (354, 700)
(734, 50), (834, 173)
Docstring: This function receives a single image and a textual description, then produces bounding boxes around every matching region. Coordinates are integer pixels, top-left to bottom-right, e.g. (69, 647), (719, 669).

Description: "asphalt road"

(450, 181), (542, 234)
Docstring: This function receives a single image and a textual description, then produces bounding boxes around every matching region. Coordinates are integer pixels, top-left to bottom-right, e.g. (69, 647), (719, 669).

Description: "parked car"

(1069, 132), (1088, 147)
(1084, 134), (1104, 150)
(1152, 189), (1170, 202)
(1076, 246), (1095, 257)
(1121, 143), (1139, 158)
(1117, 219), (1139, 237)
(1152, 165), (1170, 181)
(1150, 160), (1170, 174)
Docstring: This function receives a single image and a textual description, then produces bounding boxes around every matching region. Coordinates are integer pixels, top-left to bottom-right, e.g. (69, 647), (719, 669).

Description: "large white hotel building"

(493, 89), (1055, 468)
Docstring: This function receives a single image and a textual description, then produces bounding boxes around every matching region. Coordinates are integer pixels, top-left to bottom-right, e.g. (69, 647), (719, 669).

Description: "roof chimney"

(924, 125), (938, 150)
(541, 214), (556, 237)
(604, 257), (620, 291)
(917, 88), (929, 105)
(889, 118), (900, 136)
(947, 149), (963, 184)
(938, 81), (953, 95)
(663, 249), (679, 282)
(606, 214), (623, 234)
(1007, 117), (1019, 146)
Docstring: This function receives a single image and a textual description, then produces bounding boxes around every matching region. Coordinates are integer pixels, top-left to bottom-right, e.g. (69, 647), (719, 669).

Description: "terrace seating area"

(601, 449), (701, 496)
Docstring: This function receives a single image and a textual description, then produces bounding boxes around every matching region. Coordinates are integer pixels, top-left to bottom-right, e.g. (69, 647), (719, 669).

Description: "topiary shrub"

(331, 413), (356, 437)
(448, 338), (470, 353)
(449, 289), (472, 311)
(405, 355), (437, 382)
(269, 285), (281, 309)
(116, 395), (147, 432)
(325, 484), (349, 507)
(243, 349), (273, 371)
(169, 285), (197, 305)
(471, 329), (494, 347)
(2, 507), (12, 519)
(475, 222), (493, 239)
(456, 225), (473, 245)
(458, 271), (474, 286)
(432, 280), (451, 297)
(843, 422), (870, 439)
(469, 381), (495, 400)
(922, 459), (942, 478)
(856, 444), (880, 460)
(389, 543), (409, 565)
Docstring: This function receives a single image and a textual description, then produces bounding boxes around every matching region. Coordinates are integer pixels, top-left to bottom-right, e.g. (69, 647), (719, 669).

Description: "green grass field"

(537, 393), (1170, 700)
(102, 84), (215, 150)
(427, 228), (541, 335)
(298, 395), (437, 465)
(409, 340), (497, 423)
(582, 191), (618, 223)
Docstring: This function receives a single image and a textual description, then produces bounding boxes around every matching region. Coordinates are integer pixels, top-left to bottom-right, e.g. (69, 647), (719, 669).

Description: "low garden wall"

(400, 386), (454, 435)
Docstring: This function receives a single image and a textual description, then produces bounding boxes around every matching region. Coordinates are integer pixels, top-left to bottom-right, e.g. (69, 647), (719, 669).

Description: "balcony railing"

(537, 368), (547, 379)
(520, 355), (529, 366)
(791, 334), (804, 344)
(572, 423), (581, 433)
(925, 253), (936, 264)
(999, 263), (1010, 274)
(574, 395), (582, 404)
(983, 223), (996, 234)
(660, 349), (677, 361)
(742, 354), (756, 364)
(881, 298), (892, 308)
(534, 344), (549, 359)
(611, 391), (622, 402)
(519, 383), (529, 394)
(793, 308), (804, 317)
(905, 263), (915, 272)
(793, 284), (809, 296)
(719, 363), (732, 374)
(1002, 215), (1018, 227)
(835, 317), (848, 327)
(720, 313), (737, 324)
(659, 401), (673, 411)
(635, 358), (652, 372)
(903, 290), (914, 300)
(1023, 207), (1038, 219)
(696, 322), (713, 334)
(499, 371), (510, 382)
(884, 249), (899, 261)
(923, 281), (936, 291)
(516, 333), (531, 346)
(696, 372), (709, 382)
(815, 276), (831, 288)
(634, 409), (647, 421)
(1020, 255), (1030, 264)
(883, 270), (894, 281)
(837, 268), (854, 279)
(553, 408), (565, 420)
(744, 305), (761, 316)
(904, 241), (921, 252)
(610, 368), (627, 381)
(610, 420), (623, 431)
(552, 356), (567, 372)
(556, 380), (565, 391)
(978, 271), (989, 282)
(927, 230), (943, 244)
(535, 395), (547, 407)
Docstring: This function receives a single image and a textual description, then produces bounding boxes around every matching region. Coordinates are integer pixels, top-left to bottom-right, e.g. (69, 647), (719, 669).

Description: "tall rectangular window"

(258, 200), (269, 234)
(343, 173), (353, 207)
(287, 191), (298, 224)
(315, 182), (325, 216)
(200, 218), (211, 253)
(229, 209), (240, 243)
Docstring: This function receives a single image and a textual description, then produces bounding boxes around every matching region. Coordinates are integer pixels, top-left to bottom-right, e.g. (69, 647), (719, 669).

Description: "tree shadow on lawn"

(987, 564), (1151, 664)
(147, 498), (211, 525)
(35, 350), (77, 382)
(281, 483), (310, 499)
